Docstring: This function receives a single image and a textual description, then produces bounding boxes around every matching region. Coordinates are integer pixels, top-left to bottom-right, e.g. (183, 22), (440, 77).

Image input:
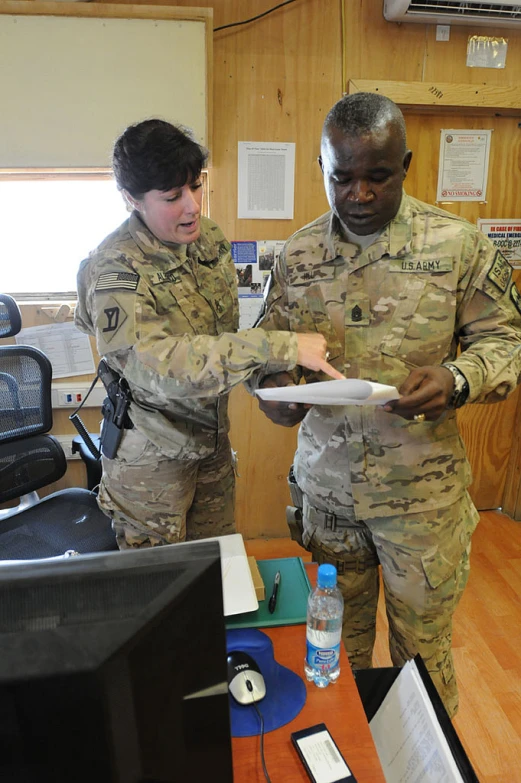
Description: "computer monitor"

(0, 540), (233, 783)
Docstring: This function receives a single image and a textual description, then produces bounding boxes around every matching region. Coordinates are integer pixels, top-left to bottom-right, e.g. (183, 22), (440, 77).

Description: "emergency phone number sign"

(477, 219), (521, 268)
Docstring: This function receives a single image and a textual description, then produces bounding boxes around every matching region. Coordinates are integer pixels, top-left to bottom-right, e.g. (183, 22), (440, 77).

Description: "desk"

(232, 556), (385, 782)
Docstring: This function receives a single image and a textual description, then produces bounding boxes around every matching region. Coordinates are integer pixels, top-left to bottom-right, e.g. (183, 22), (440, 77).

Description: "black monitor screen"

(0, 540), (233, 783)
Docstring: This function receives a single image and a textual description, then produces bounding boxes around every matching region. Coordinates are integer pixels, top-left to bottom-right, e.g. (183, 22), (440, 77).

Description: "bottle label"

(305, 640), (340, 670)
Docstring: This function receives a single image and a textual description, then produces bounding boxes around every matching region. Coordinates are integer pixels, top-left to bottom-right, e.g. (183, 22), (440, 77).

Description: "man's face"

(319, 125), (412, 236)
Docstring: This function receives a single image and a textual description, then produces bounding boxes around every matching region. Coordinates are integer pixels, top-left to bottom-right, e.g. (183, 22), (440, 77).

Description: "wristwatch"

(442, 364), (470, 409)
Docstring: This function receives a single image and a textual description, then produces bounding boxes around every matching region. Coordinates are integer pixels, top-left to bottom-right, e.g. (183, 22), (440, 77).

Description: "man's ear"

(318, 156), (324, 174)
(403, 150), (413, 177)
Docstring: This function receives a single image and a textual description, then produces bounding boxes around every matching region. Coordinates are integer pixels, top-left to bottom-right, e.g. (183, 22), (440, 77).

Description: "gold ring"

(413, 413), (426, 423)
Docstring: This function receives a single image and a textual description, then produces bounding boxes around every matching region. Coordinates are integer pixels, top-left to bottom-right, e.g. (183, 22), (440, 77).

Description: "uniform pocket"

(421, 495), (479, 589)
(380, 273), (456, 366)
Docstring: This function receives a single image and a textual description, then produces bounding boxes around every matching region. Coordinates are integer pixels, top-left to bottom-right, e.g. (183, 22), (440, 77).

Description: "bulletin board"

(0, 2), (212, 168)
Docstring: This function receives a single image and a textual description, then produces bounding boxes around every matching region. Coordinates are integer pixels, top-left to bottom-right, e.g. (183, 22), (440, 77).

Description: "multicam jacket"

(75, 213), (297, 459)
(255, 193), (521, 519)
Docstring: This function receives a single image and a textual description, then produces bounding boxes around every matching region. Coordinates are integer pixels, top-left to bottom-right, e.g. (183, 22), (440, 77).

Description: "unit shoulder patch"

(487, 251), (512, 293)
(97, 296), (128, 344)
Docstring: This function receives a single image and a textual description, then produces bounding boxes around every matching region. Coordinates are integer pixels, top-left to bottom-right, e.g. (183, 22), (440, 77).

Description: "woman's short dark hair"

(112, 119), (208, 198)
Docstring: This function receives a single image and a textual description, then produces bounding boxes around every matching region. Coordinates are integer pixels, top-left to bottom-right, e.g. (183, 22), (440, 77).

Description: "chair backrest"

(0, 300), (65, 502)
(0, 433), (67, 503)
(0, 294), (22, 338)
(0, 345), (53, 444)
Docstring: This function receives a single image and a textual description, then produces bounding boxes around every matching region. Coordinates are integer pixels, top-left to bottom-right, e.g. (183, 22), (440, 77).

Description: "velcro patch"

(487, 251), (512, 293)
(95, 271), (139, 292)
(98, 297), (128, 344)
(150, 270), (181, 286)
(510, 282), (521, 315)
(390, 258), (453, 273)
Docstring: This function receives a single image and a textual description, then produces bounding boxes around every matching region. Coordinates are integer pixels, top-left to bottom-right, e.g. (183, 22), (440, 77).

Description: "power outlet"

(51, 383), (106, 410)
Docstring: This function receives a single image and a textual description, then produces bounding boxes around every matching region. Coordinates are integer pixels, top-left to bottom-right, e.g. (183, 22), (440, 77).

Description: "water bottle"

(304, 563), (343, 688)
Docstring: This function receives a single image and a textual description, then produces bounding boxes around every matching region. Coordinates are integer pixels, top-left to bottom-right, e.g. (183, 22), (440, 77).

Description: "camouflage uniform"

(253, 193), (521, 716)
(76, 212), (297, 548)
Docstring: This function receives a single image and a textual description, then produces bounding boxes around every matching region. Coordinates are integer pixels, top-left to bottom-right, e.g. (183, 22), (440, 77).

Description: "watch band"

(443, 363), (470, 409)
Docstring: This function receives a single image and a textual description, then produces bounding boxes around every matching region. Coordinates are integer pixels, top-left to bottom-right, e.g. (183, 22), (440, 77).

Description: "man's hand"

(296, 334), (345, 380)
(257, 372), (312, 427)
(383, 366), (454, 421)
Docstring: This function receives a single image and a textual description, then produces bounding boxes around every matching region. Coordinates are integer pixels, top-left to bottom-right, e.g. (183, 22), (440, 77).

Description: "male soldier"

(251, 93), (521, 716)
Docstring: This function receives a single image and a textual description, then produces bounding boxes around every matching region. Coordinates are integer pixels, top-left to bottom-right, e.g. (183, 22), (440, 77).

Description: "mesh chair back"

(0, 294), (22, 338)
(0, 434), (67, 504)
(0, 345), (53, 444)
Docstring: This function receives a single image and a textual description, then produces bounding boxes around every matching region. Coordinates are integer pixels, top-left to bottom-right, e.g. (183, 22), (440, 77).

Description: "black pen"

(268, 571), (281, 614)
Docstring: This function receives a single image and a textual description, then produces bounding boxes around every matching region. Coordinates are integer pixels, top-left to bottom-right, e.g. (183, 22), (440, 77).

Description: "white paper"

(256, 379), (400, 406)
(15, 322), (95, 378)
(369, 660), (464, 783)
(437, 129), (492, 202)
(238, 142), (295, 219)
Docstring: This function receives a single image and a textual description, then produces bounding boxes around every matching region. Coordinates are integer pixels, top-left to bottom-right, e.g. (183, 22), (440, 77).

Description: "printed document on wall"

(15, 322), (95, 378)
(437, 129), (491, 202)
(238, 142), (295, 219)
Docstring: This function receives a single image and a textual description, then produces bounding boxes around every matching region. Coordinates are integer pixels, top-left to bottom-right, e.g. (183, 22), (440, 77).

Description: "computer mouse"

(226, 650), (266, 705)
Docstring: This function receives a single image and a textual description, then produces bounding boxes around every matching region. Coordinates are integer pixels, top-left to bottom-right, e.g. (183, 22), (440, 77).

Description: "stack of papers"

(256, 379), (400, 406)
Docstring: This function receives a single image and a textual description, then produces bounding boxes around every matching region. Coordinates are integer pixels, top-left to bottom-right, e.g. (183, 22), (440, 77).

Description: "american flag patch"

(95, 271), (140, 292)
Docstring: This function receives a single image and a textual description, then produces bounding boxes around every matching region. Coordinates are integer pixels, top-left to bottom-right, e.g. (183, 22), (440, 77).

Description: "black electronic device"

(291, 723), (357, 783)
(226, 650), (266, 705)
(0, 541), (233, 783)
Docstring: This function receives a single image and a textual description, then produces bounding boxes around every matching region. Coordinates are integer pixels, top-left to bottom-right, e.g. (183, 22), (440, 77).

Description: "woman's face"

(136, 179), (203, 244)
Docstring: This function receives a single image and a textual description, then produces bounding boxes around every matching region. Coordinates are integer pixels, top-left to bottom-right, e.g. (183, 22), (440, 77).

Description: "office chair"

(0, 294), (118, 559)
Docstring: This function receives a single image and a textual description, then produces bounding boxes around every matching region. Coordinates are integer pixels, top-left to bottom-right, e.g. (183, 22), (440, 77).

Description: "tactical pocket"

(380, 275), (455, 366)
(421, 497), (478, 590)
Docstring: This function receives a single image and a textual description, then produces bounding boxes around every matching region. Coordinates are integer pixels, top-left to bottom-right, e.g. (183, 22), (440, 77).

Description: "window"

(0, 170), (210, 300)
(0, 171), (128, 299)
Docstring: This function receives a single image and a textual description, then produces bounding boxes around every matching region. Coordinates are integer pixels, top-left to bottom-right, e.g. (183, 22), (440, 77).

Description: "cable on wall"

(214, 0), (298, 32)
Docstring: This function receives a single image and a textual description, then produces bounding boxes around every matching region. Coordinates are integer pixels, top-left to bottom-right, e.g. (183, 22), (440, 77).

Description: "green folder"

(225, 557), (311, 629)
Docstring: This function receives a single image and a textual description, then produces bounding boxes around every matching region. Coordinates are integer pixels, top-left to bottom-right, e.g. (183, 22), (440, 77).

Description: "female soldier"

(75, 119), (342, 548)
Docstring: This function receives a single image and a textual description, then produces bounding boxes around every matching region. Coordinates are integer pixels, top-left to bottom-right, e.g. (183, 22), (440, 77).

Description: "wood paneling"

(4, 0), (520, 528)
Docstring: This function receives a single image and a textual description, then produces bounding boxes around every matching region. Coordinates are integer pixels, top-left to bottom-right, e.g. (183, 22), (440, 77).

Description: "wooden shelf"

(348, 79), (521, 117)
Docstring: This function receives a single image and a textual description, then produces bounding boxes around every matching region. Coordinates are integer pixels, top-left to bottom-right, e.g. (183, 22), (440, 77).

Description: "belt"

(306, 505), (357, 532)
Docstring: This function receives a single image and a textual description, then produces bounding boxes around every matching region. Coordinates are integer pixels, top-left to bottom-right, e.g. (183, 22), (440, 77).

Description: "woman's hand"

(296, 333), (344, 379)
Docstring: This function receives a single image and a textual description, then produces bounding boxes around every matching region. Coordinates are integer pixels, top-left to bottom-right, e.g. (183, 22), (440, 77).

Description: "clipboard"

(354, 655), (479, 782)
(225, 557), (311, 630)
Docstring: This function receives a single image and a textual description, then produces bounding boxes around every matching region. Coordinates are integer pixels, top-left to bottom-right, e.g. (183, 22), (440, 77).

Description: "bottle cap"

(317, 563), (337, 588)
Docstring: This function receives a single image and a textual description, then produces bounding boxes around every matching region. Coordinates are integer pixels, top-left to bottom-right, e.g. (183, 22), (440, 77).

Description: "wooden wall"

(4, 0), (521, 533)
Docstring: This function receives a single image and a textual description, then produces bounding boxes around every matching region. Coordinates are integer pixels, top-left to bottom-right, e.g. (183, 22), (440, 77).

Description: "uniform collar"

(325, 191), (413, 265)
(128, 212), (220, 269)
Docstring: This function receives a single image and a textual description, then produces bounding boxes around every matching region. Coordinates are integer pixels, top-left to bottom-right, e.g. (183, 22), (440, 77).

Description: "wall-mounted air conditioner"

(384, 0), (521, 28)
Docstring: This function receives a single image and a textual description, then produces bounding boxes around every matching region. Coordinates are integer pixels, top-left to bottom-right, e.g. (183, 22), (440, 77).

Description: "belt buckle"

(324, 512), (337, 532)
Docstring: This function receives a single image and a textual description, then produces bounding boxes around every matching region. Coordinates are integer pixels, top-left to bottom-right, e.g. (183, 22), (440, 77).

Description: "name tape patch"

(390, 258), (453, 273)
(95, 271), (139, 292)
(150, 270), (181, 286)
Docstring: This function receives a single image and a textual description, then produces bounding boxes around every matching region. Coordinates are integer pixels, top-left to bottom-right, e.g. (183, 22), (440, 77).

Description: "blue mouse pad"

(226, 628), (307, 737)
